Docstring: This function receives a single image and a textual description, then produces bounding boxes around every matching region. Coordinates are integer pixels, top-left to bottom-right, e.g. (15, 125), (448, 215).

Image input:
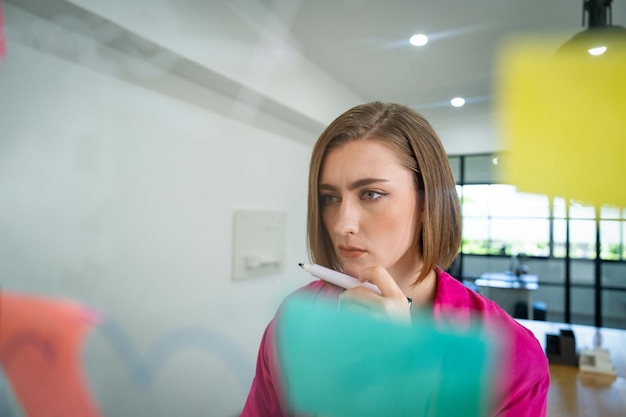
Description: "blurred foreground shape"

(497, 37), (626, 208)
(276, 295), (495, 417)
(0, 292), (103, 417)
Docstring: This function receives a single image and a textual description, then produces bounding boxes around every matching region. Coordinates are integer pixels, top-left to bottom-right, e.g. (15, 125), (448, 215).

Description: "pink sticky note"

(0, 292), (103, 417)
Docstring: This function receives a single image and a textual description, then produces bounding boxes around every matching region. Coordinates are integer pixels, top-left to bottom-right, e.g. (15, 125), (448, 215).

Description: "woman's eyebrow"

(319, 178), (390, 192)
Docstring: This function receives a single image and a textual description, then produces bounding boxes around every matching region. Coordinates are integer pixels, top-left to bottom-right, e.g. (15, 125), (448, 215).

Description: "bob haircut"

(306, 102), (461, 284)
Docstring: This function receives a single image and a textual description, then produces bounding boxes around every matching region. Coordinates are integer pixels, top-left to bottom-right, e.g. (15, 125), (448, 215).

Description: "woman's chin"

(339, 260), (366, 278)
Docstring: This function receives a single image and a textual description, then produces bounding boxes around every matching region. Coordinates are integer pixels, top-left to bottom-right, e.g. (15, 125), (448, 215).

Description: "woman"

(241, 102), (549, 417)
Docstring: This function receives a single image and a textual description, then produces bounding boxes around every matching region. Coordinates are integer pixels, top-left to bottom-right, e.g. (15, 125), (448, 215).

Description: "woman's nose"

(333, 200), (360, 236)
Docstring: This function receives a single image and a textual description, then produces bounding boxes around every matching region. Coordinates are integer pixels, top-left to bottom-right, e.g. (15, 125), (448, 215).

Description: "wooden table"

(517, 319), (626, 417)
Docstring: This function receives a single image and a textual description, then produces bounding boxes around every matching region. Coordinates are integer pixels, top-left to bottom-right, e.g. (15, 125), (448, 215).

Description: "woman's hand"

(338, 266), (411, 323)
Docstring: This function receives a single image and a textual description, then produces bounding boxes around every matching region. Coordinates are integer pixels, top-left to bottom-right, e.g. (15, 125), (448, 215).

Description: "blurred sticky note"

(497, 38), (626, 207)
(276, 295), (494, 417)
(0, 292), (103, 417)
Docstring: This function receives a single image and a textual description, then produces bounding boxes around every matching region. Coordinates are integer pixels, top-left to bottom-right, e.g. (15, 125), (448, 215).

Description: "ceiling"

(6, 0), (624, 145)
(249, 0), (625, 119)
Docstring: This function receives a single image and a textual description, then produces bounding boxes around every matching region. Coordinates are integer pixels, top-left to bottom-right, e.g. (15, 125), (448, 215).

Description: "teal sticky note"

(276, 295), (495, 417)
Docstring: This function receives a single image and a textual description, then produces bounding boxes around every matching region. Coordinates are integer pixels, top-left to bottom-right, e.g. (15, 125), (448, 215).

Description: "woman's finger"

(358, 266), (406, 301)
(340, 267), (411, 323)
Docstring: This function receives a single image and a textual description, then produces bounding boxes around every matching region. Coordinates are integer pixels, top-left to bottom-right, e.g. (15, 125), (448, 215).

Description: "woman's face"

(319, 139), (423, 281)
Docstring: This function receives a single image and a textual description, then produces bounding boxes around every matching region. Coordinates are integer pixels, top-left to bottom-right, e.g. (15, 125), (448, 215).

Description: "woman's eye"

(361, 190), (386, 200)
(320, 194), (339, 205)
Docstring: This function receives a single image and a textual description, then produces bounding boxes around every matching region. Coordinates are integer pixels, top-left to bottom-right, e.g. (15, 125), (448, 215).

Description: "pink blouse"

(241, 269), (549, 417)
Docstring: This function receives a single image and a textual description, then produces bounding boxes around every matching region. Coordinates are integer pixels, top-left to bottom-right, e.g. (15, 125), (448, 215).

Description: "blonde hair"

(306, 102), (461, 284)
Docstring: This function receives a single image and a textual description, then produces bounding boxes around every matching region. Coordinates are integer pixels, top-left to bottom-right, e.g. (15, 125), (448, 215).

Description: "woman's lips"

(338, 246), (366, 258)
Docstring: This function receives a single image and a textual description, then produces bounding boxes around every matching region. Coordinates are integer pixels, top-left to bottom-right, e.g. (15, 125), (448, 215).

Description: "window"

(460, 184), (550, 256)
(449, 153), (626, 329)
(450, 154), (626, 261)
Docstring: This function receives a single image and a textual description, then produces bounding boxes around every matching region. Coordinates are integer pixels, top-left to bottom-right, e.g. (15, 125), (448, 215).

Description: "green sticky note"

(276, 295), (495, 417)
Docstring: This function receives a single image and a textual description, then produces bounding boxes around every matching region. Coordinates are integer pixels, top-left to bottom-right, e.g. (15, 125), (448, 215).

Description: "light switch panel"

(232, 210), (287, 280)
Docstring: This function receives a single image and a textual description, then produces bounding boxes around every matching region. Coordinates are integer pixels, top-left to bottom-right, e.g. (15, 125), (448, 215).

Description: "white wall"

(0, 3), (365, 416)
(432, 107), (501, 155)
(64, 0), (364, 128)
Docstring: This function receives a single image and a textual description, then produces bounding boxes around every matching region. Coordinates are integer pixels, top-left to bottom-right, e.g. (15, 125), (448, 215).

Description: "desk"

(476, 272), (538, 319)
(517, 319), (626, 417)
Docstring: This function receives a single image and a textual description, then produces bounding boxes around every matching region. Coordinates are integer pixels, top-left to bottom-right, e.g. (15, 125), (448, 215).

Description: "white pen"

(299, 263), (382, 295)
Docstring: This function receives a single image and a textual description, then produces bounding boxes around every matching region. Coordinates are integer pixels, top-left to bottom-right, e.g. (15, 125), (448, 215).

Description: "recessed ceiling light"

(409, 34), (428, 47)
(450, 97), (465, 107)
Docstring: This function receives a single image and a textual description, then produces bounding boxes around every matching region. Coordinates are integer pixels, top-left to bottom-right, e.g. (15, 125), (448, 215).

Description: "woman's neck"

(401, 268), (437, 307)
